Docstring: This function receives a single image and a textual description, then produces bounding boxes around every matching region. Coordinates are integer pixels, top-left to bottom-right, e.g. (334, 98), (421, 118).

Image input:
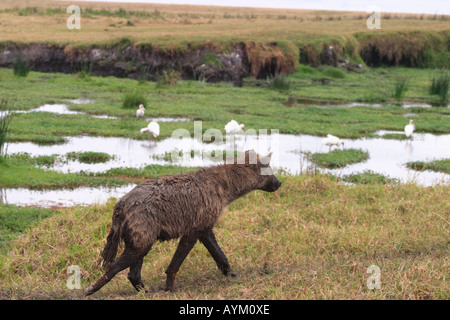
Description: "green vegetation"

(137, 66), (151, 84)
(320, 66), (346, 79)
(7, 153), (59, 167)
(12, 57), (30, 77)
(0, 98), (12, 157)
(33, 155), (58, 167)
(356, 30), (450, 69)
(0, 205), (54, 252)
(66, 151), (113, 164)
(406, 159), (450, 174)
(0, 174), (448, 299)
(429, 71), (449, 106)
(76, 62), (92, 80)
(121, 90), (148, 109)
(342, 170), (398, 184)
(1, 67), (449, 146)
(0, 152), (197, 188)
(266, 73), (291, 92)
(307, 149), (369, 169)
(157, 69), (181, 87)
(392, 77), (409, 103)
(0, 154), (126, 189)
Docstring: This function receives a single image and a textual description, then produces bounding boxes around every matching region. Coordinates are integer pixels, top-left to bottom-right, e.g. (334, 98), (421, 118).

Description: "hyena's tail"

(101, 206), (125, 268)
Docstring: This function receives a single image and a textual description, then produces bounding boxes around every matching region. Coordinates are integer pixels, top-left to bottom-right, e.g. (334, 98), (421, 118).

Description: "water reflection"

(6, 131), (450, 186)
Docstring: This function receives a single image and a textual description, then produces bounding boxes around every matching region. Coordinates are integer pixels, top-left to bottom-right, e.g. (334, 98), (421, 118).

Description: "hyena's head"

(237, 150), (282, 193)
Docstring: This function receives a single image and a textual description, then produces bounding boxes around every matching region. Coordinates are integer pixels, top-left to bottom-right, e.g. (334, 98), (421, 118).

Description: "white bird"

(322, 134), (344, 151)
(136, 104), (145, 118)
(404, 119), (415, 138)
(140, 120), (160, 144)
(224, 120), (245, 134)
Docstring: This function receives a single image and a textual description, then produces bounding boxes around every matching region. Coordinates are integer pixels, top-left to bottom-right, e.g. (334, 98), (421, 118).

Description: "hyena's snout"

(264, 175), (282, 192)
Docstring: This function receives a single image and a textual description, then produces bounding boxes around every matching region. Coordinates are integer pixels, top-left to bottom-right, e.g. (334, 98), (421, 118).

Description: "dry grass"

(0, 0), (448, 46)
(0, 175), (448, 300)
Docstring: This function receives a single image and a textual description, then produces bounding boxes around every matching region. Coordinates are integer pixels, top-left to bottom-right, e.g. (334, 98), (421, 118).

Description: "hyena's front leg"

(199, 228), (235, 277)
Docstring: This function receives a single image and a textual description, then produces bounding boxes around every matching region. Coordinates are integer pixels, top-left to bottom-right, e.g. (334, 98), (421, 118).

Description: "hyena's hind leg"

(128, 254), (147, 291)
(85, 242), (153, 296)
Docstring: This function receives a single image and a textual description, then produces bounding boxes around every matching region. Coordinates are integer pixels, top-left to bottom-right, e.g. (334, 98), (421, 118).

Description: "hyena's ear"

(236, 150), (257, 165)
(259, 152), (272, 166)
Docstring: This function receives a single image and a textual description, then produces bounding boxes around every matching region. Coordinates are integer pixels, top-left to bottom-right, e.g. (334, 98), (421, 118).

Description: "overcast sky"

(78, 0), (450, 14)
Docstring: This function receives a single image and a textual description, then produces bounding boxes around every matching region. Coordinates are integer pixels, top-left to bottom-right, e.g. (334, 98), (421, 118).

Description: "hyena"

(85, 150), (281, 296)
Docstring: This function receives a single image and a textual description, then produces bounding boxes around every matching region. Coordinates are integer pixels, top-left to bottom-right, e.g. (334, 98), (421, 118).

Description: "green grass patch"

(1, 153), (198, 188)
(320, 66), (346, 79)
(66, 151), (113, 164)
(341, 170), (398, 184)
(121, 90), (148, 109)
(0, 204), (55, 253)
(6, 153), (60, 167)
(0, 156), (126, 189)
(296, 64), (317, 74)
(308, 148), (369, 168)
(406, 159), (450, 174)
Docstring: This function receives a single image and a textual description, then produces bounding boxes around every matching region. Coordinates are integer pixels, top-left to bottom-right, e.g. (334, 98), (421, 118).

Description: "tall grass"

(156, 69), (181, 87)
(121, 90), (148, 109)
(13, 57), (30, 77)
(76, 62), (92, 79)
(392, 77), (409, 103)
(0, 98), (12, 158)
(406, 159), (450, 174)
(137, 66), (151, 84)
(267, 73), (291, 92)
(429, 71), (449, 106)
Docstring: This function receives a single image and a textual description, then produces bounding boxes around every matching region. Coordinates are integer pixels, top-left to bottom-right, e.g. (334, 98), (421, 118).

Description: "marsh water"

(1, 103), (449, 207)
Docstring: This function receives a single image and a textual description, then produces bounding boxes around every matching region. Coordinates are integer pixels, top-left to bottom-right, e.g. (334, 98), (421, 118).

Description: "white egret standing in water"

(322, 134), (344, 151)
(140, 120), (159, 144)
(404, 119), (415, 138)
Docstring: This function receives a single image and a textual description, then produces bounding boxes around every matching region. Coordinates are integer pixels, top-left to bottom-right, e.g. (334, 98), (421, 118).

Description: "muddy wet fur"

(85, 150), (282, 296)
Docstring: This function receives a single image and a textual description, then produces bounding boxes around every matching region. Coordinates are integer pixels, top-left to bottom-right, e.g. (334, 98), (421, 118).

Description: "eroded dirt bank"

(1, 30), (448, 84)
(0, 41), (299, 85)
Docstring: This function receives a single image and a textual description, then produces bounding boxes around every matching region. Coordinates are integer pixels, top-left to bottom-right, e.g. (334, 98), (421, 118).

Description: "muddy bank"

(1, 30), (447, 84)
(0, 40), (299, 85)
